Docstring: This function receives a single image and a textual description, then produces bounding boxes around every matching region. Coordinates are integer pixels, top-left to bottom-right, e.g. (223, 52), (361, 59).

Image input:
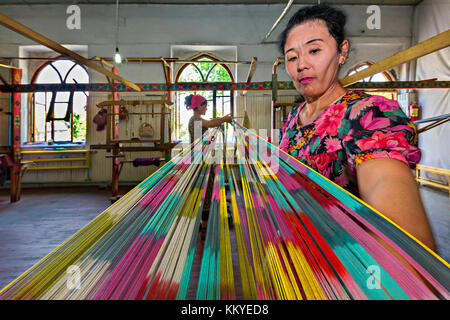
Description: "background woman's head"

(279, 5), (350, 100)
(185, 94), (207, 115)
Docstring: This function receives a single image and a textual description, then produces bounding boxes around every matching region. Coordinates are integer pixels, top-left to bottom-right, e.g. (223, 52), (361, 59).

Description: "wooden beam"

(92, 56), (115, 69)
(341, 29), (450, 86)
(123, 57), (177, 63)
(2, 80), (450, 93)
(0, 73), (10, 87)
(97, 58), (113, 86)
(243, 57), (258, 96)
(0, 12), (141, 92)
(417, 118), (450, 134)
(160, 57), (173, 103)
(97, 98), (166, 107)
(0, 62), (20, 70)
(160, 57), (171, 69)
(247, 57), (258, 82)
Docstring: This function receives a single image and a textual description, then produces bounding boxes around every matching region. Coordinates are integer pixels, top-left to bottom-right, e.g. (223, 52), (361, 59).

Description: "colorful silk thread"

(0, 123), (448, 300)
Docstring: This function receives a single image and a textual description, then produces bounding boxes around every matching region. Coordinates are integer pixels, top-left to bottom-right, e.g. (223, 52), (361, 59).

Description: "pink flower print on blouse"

(297, 145), (310, 158)
(342, 129), (354, 143)
(355, 131), (410, 153)
(315, 103), (347, 138)
(405, 147), (421, 164)
(287, 117), (296, 131)
(294, 129), (304, 143)
(369, 95), (399, 112)
(325, 137), (341, 152)
(287, 107), (302, 131)
(371, 150), (408, 163)
(305, 151), (338, 172)
(390, 124), (415, 135)
(360, 110), (391, 130)
(349, 99), (372, 120)
(279, 134), (290, 152)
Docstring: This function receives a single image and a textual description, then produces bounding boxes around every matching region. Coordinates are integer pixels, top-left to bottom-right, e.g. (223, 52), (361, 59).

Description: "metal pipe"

(262, 0), (294, 43)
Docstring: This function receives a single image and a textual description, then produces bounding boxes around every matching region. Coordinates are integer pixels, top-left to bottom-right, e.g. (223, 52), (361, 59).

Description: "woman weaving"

(278, 5), (435, 250)
(186, 94), (232, 239)
(186, 94), (232, 145)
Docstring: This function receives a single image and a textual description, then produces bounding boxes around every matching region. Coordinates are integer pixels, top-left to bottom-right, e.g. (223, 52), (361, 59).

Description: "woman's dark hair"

(279, 4), (347, 55)
(184, 94), (194, 109)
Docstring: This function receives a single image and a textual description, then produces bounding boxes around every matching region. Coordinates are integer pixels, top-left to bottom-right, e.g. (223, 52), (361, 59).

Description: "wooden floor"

(0, 186), (116, 292)
(0, 184), (448, 296)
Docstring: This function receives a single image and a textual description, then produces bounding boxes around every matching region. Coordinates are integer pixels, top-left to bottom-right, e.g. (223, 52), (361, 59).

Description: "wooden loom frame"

(90, 64), (175, 200)
(0, 12), (143, 202)
(88, 62), (174, 200)
(0, 13), (179, 201)
(0, 67), (27, 203)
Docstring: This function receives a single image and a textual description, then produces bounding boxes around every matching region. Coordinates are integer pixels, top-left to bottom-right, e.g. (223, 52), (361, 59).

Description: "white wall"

(0, 3), (416, 183)
(0, 4), (414, 81)
(413, 0), (450, 178)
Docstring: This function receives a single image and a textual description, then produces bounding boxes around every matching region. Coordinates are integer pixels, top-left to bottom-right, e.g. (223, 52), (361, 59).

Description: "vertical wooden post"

(213, 90), (217, 118)
(161, 59), (173, 145)
(10, 68), (22, 202)
(271, 58), (282, 142)
(105, 104), (111, 145)
(230, 89), (235, 118)
(111, 67), (120, 198)
(160, 101), (165, 146)
(160, 58), (172, 104)
(167, 103), (172, 144)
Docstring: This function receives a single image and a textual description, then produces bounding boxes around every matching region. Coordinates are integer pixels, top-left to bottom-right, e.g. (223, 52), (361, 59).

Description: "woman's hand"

(356, 158), (435, 251)
(221, 114), (232, 123)
(202, 114), (232, 128)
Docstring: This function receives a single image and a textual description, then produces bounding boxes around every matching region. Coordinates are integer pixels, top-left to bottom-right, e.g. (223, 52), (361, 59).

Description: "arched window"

(30, 57), (88, 144)
(346, 61), (397, 100)
(174, 53), (234, 141)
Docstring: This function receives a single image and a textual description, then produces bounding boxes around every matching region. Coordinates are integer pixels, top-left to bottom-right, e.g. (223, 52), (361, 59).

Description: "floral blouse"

(279, 90), (421, 196)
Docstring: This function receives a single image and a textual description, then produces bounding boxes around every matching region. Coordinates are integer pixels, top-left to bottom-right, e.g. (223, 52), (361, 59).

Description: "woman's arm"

(356, 158), (436, 251)
(201, 114), (232, 128)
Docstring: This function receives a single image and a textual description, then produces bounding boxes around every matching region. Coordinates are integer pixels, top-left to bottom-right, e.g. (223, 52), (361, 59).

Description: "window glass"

(175, 55), (233, 142)
(31, 59), (88, 143)
(346, 62), (396, 100)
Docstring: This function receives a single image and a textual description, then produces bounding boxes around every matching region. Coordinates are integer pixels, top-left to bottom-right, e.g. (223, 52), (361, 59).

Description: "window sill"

(22, 142), (86, 149)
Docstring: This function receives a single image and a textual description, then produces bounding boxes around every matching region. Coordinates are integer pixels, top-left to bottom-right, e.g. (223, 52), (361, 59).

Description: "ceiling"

(0, 0), (423, 6)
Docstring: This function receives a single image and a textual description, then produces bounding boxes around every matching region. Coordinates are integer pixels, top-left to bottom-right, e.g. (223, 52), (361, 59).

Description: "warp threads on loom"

(0, 123), (449, 300)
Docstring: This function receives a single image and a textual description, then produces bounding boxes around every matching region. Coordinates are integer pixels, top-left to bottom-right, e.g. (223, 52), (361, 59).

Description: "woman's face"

(198, 103), (207, 115)
(284, 19), (348, 100)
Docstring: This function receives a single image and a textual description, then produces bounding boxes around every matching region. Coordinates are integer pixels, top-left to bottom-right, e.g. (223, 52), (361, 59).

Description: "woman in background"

(186, 94), (232, 145)
(185, 94), (232, 239)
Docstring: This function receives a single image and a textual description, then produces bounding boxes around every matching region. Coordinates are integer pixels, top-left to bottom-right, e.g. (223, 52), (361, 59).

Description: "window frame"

(345, 61), (398, 100)
(174, 53), (235, 141)
(28, 56), (88, 144)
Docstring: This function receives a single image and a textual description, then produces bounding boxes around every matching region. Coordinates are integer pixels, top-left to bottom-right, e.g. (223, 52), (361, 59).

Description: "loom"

(0, 122), (448, 300)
